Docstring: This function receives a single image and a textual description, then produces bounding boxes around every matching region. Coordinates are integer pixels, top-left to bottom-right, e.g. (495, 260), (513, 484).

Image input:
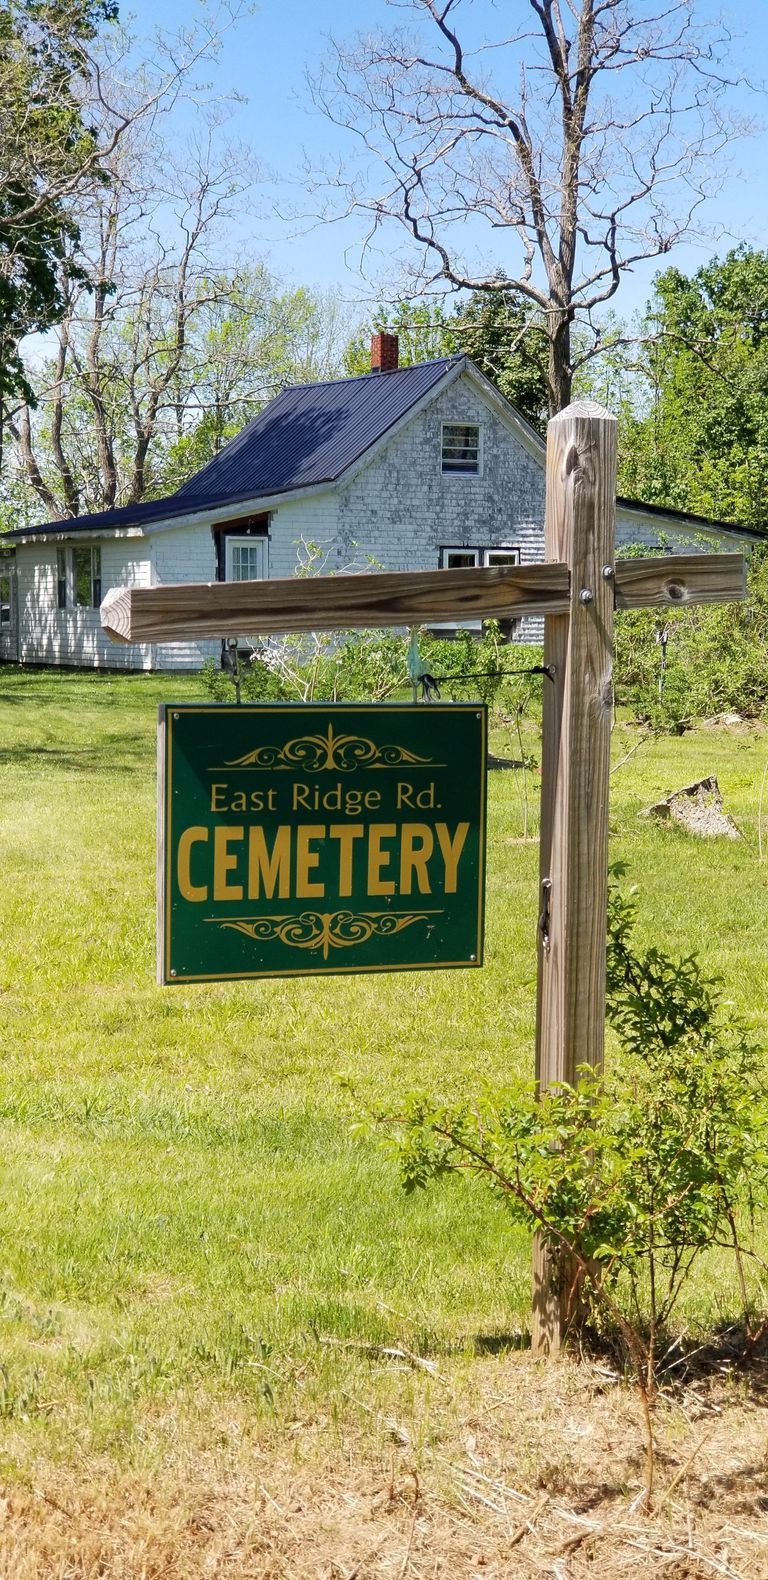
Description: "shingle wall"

(338, 374), (545, 570)
(266, 493), (341, 578)
(268, 372), (547, 641)
(150, 523), (220, 671)
(615, 515), (726, 554)
(11, 539), (154, 669)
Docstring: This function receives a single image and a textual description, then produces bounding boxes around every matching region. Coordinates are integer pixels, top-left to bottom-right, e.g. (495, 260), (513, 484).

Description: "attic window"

(441, 422), (480, 475)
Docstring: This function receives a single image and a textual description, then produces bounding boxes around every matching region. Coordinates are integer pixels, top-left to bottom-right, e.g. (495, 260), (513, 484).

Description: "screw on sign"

(101, 401), (746, 1351)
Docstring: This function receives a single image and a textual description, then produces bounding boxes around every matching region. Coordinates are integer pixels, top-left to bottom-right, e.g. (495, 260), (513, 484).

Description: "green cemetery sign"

(158, 703), (487, 984)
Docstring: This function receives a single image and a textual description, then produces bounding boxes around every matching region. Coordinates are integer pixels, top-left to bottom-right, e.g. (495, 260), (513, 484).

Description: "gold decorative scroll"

(210, 909), (442, 961)
(222, 723), (439, 773)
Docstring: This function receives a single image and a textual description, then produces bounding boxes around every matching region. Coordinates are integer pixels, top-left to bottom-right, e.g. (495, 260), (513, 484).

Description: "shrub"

(200, 654), (289, 703)
(615, 544), (768, 729)
(360, 870), (768, 1503)
(201, 625), (545, 712)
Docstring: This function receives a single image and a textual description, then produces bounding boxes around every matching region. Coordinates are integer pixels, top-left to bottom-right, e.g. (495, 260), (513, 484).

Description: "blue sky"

(127, 0), (768, 323)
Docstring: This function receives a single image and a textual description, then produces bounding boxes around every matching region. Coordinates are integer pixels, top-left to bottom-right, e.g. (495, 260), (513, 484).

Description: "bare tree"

(312, 0), (751, 414)
(5, 110), (352, 521)
(0, 3), (247, 248)
(0, 1), (249, 414)
(5, 111), (252, 517)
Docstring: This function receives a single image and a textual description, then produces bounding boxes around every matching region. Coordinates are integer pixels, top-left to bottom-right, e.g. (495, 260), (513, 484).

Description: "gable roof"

(2, 353), (762, 547)
(175, 356), (461, 504)
(4, 356), (464, 541)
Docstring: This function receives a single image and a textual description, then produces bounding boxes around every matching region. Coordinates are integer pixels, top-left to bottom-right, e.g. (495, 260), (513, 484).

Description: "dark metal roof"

(2, 353), (761, 546)
(4, 493), (213, 540)
(4, 357), (461, 540)
(616, 497), (765, 545)
(174, 357), (461, 504)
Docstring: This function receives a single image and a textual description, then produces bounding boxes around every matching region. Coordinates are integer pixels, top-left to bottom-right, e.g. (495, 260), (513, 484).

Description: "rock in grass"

(639, 776), (740, 839)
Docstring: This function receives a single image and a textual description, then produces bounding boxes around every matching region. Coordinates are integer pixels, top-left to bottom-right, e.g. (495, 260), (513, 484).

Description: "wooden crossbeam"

(613, 552), (745, 609)
(100, 552), (744, 643)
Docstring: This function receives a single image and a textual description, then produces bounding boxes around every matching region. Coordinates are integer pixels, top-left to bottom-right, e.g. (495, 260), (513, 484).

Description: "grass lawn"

(1, 667), (767, 1506)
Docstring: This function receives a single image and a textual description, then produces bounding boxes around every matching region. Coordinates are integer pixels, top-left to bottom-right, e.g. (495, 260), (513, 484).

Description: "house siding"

(3, 366), (747, 671)
(6, 523), (223, 672)
(265, 493), (340, 577)
(11, 539), (154, 670)
(0, 617), (15, 662)
(334, 375), (545, 576)
(150, 522), (220, 671)
(615, 515), (727, 554)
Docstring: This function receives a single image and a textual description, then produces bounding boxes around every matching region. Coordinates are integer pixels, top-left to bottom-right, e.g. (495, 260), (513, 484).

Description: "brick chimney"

(370, 331), (399, 373)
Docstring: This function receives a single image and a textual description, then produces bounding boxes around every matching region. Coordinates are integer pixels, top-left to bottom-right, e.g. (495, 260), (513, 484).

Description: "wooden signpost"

(101, 400), (747, 1352)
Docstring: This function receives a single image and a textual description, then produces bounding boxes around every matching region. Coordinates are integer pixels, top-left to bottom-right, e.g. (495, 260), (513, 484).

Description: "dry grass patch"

(1, 1352), (766, 1578)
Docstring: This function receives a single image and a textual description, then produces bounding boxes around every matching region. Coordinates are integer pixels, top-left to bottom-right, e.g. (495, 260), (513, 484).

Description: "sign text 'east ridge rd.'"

(159, 704), (487, 983)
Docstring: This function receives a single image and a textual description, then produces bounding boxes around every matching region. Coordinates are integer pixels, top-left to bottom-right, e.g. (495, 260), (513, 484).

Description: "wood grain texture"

(532, 400), (618, 1357)
(100, 564), (571, 643)
(100, 554), (745, 645)
(614, 551), (745, 608)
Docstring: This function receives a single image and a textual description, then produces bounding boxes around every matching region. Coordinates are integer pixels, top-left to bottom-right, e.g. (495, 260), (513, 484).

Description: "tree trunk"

(11, 405), (60, 516)
(547, 314), (573, 415)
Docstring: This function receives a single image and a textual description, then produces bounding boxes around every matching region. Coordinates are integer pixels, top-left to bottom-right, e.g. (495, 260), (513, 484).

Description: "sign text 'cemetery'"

(158, 703), (487, 984)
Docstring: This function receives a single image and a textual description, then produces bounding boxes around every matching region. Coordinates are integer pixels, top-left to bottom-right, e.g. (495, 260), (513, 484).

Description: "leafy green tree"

(620, 250), (768, 533)
(160, 279), (350, 496)
(0, 0), (118, 406)
(615, 545), (768, 730)
(453, 290), (549, 433)
(10, 259), (349, 519)
(4, 83), (351, 523)
(0, 2), (255, 456)
(344, 300), (458, 376)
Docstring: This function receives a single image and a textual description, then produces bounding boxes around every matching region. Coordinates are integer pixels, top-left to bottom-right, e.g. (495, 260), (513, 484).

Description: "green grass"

(0, 667), (767, 1470)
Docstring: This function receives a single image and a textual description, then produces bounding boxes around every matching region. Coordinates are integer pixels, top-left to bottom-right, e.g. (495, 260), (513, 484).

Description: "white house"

(0, 334), (758, 670)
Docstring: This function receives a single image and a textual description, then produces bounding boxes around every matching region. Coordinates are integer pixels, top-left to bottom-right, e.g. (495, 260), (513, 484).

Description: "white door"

(225, 536), (267, 581)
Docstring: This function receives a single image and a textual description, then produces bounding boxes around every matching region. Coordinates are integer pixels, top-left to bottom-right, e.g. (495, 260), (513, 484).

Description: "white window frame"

(482, 546), (521, 568)
(0, 564), (12, 626)
(440, 546), (481, 569)
(71, 544), (102, 609)
(440, 421), (482, 477)
(56, 548), (68, 609)
(439, 545), (521, 569)
(225, 535), (268, 582)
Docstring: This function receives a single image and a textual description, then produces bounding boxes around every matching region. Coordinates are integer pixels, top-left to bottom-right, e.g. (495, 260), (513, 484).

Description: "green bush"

(200, 626), (544, 712)
(615, 544), (768, 729)
(200, 655), (289, 703)
(201, 635), (407, 704)
(362, 870), (768, 1499)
